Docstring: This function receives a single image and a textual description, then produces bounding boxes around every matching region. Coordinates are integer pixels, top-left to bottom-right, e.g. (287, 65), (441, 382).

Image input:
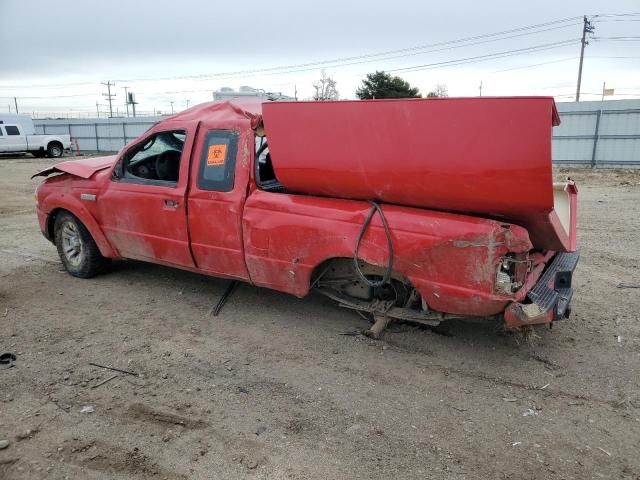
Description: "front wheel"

(54, 212), (109, 278)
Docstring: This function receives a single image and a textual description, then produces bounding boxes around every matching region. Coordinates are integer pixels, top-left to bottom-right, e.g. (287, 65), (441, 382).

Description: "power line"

(204, 26), (582, 81)
(386, 39), (579, 74)
(2, 40), (583, 102)
(595, 36), (640, 41)
(0, 16), (583, 89)
(491, 57), (578, 73)
(113, 17), (584, 83)
(593, 12), (640, 18)
(1, 41), (584, 102)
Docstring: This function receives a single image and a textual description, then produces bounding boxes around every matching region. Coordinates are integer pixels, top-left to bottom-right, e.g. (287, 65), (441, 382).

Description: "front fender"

(39, 186), (120, 259)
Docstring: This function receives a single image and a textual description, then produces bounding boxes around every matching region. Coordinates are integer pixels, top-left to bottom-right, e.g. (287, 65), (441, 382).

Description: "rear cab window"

(197, 130), (238, 192)
(5, 126), (20, 135)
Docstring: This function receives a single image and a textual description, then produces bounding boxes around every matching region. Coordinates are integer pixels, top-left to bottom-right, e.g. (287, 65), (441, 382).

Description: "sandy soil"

(0, 156), (639, 479)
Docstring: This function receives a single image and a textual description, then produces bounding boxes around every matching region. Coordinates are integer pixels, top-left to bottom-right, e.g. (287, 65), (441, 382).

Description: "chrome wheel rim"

(61, 221), (84, 267)
(51, 146), (62, 157)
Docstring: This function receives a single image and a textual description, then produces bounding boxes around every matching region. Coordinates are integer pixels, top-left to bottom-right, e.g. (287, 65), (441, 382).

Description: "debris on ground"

(0, 440), (9, 450)
(598, 447), (612, 457)
(80, 406), (95, 414)
(89, 362), (138, 376)
(16, 428), (39, 441)
(0, 353), (16, 369)
(90, 374), (119, 389)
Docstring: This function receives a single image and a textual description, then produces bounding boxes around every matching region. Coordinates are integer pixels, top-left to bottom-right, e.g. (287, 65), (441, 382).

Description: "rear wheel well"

(310, 257), (419, 308)
(311, 257), (408, 286)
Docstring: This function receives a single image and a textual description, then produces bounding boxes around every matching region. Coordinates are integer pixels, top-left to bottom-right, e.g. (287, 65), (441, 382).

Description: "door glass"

(122, 130), (186, 183)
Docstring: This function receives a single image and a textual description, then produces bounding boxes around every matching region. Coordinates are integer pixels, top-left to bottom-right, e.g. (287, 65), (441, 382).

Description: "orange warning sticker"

(207, 144), (227, 166)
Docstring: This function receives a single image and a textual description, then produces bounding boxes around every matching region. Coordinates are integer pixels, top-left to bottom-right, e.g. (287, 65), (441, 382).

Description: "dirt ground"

(1, 155), (639, 480)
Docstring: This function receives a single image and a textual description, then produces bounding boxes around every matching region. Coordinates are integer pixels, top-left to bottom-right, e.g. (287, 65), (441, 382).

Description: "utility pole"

(170, 101), (174, 114)
(479, 81), (483, 97)
(101, 81), (116, 117)
(96, 101), (100, 118)
(186, 99), (190, 109)
(122, 86), (130, 117)
(576, 15), (595, 102)
(14, 97), (19, 114)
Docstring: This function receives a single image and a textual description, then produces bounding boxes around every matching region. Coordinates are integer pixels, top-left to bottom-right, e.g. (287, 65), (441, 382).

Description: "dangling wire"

(353, 201), (394, 288)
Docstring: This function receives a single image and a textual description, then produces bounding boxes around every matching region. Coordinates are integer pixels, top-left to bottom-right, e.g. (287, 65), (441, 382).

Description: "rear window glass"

(5, 126), (19, 135)
(197, 130), (238, 192)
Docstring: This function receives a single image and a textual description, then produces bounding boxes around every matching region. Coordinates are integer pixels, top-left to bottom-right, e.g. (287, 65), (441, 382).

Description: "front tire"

(47, 142), (63, 158)
(54, 212), (109, 278)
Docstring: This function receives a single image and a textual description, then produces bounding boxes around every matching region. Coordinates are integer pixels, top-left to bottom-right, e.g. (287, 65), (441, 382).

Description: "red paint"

(33, 155), (116, 179)
(262, 97), (574, 252)
(35, 98), (579, 327)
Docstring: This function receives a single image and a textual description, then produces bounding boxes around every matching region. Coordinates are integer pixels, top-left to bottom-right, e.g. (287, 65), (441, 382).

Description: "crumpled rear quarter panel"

(242, 190), (532, 316)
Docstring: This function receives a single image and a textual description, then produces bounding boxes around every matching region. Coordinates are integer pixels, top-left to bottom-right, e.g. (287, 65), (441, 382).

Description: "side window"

(197, 130), (238, 192)
(5, 126), (20, 135)
(119, 130), (186, 184)
(0, 127), (3, 136)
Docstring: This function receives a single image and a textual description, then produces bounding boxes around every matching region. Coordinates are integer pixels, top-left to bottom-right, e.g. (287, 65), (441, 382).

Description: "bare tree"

(313, 70), (339, 101)
(426, 84), (449, 98)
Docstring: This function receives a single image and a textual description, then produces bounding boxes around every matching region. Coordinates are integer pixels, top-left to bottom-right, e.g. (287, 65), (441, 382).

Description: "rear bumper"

(504, 251), (579, 328)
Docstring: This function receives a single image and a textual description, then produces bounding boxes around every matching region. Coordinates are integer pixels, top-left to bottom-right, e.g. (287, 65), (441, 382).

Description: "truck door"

(98, 127), (195, 268)
(3, 125), (27, 152)
(186, 128), (251, 280)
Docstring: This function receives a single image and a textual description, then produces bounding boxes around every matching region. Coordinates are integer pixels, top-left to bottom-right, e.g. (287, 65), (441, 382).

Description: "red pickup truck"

(34, 97), (578, 334)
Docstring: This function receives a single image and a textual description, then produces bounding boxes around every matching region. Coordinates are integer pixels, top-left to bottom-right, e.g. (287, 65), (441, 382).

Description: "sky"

(1, 0), (639, 117)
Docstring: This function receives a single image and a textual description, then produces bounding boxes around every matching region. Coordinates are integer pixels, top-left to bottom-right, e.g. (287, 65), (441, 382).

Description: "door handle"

(164, 199), (179, 208)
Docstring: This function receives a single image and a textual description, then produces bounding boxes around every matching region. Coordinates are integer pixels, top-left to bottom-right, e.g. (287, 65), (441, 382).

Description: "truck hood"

(31, 155), (117, 179)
